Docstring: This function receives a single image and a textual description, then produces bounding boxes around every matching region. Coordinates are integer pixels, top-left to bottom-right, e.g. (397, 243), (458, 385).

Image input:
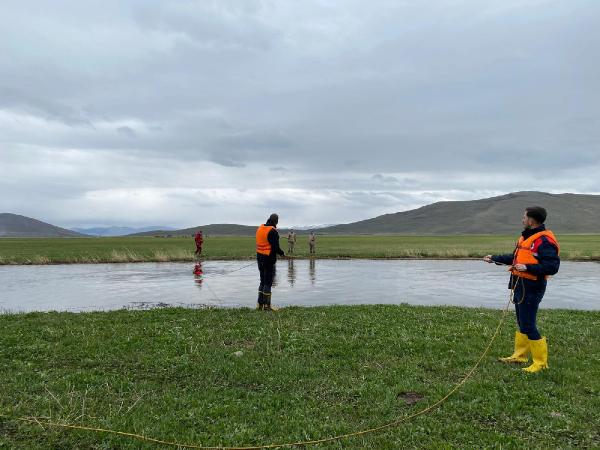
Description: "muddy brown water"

(0, 260), (598, 313)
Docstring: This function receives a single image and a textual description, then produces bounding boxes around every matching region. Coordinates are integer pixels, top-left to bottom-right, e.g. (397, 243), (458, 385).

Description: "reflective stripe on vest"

(256, 225), (274, 255)
(510, 230), (560, 280)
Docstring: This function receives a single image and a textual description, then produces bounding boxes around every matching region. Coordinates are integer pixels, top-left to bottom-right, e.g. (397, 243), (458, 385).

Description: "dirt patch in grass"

(397, 391), (424, 405)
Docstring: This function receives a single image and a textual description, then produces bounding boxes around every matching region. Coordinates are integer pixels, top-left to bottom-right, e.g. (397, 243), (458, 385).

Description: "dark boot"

(256, 291), (265, 310)
(262, 292), (278, 311)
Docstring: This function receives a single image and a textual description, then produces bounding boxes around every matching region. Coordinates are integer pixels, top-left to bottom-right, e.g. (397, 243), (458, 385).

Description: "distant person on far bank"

(256, 213), (285, 311)
(194, 231), (204, 256)
(287, 229), (297, 254)
(309, 231), (316, 255)
(483, 206), (560, 373)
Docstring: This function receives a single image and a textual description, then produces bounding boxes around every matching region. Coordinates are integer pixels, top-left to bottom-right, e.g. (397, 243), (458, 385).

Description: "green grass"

(1, 305), (599, 449)
(1, 234), (600, 265)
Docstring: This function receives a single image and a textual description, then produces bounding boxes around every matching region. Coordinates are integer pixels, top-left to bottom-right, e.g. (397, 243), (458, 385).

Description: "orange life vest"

(256, 224), (275, 255)
(510, 230), (560, 280)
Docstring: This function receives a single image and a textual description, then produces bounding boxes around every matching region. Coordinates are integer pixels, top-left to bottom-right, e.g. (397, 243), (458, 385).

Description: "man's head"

(267, 213), (279, 226)
(522, 206), (547, 229)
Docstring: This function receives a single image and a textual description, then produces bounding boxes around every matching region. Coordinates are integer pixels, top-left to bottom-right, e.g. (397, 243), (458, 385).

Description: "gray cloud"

(372, 174), (399, 184)
(1, 0), (599, 227)
(117, 126), (137, 138)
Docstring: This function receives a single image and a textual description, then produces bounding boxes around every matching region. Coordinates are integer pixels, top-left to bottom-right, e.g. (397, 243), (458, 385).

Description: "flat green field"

(1, 305), (598, 449)
(1, 234), (600, 264)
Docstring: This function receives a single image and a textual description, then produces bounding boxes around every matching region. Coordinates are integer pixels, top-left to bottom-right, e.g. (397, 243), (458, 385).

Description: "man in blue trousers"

(256, 213), (285, 311)
(484, 206), (560, 373)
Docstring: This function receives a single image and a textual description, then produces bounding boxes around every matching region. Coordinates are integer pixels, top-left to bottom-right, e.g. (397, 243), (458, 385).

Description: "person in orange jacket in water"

(484, 206), (560, 373)
(255, 213), (285, 311)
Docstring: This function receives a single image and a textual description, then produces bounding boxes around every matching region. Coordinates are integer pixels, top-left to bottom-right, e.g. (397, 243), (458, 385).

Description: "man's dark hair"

(525, 206), (547, 224)
(267, 213), (279, 226)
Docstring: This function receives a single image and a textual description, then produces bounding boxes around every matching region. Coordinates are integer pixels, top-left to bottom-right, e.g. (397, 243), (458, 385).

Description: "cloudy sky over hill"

(1, 0), (598, 228)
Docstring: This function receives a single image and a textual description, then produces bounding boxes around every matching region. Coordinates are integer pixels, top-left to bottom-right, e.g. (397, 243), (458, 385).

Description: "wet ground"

(0, 259), (598, 313)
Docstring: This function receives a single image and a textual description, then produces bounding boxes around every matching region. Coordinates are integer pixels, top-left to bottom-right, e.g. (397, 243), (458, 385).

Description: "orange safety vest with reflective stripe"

(256, 224), (275, 255)
(510, 230), (560, 280)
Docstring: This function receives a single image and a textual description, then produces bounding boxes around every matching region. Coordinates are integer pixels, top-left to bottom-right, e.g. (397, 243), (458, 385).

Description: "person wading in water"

(256, 213), (285, 311)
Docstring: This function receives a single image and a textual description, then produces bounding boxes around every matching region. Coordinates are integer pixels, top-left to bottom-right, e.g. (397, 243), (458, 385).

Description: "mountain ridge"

(129, 191), (600, 236)
(71, 226), (176, 237)
(318, 191), (600, 234)
(0, 213), (86, 237)
(3, 191), (600, 237)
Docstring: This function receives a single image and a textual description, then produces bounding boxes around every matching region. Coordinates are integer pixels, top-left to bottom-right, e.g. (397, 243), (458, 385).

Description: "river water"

(0, 259), (598, 313)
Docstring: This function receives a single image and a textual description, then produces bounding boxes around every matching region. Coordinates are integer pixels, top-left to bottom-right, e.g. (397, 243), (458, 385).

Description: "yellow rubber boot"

(523, 337), (548, 373)
(499, 331), (530, 364)
(262, 293), (278, 311)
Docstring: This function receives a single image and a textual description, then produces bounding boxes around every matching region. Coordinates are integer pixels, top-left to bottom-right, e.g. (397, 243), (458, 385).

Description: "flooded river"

(0, 259), (598, 313)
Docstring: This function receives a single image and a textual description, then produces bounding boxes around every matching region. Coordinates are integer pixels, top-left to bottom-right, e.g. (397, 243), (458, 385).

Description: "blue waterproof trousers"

(512, 278), (546, 340)
(257, 253), (276, 305)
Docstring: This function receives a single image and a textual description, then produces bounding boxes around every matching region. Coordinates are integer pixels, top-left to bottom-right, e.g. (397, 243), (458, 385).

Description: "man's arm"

(486, 253), (514, 265)
(525, 237), (560, 276)
(268, 229), (285, 256)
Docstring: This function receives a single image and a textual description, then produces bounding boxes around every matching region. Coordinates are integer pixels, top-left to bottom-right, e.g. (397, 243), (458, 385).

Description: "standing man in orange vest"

(484, 206), (560, 373)
(256, 213), (285, 311)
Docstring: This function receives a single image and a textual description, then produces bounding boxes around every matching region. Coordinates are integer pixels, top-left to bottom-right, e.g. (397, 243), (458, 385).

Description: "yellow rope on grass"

(0, 299), (511, 449)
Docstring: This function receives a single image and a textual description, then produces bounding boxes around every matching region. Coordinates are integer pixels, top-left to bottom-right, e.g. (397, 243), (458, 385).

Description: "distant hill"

(129, 224), (258, 236)
(0, 213), (86, 237)
(130, 224), (328, 237)
(130, 191), (600, 236)
(72, 226), (176, 237)
(318, 191), (600, 235)
(5, 192), (599, 238)
(288, 224), (339, 231)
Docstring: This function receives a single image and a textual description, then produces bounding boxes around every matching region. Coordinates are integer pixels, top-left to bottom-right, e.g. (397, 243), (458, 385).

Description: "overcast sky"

(1, 0), (599, 229)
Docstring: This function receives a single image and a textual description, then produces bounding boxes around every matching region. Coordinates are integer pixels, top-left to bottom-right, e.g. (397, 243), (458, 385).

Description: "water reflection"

(1, 260), (598, 312)
(288, 258), (296, 286)
(309, 258), (316, 286)
(193, 261), (203, 289)
(272, 263), (278, 288)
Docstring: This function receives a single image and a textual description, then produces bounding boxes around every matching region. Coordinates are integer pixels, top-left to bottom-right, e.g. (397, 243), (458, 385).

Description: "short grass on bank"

(1, 234), (600, 264)
(1, 305), (599, 449)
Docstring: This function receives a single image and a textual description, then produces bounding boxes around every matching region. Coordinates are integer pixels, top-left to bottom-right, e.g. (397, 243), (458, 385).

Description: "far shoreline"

(2, 255), (600, 266)
(2, 234), (599, 265)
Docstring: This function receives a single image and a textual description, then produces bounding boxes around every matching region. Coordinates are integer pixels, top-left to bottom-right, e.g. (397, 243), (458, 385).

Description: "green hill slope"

(318, 191), (600, 234)
(0, 213), (86, 237)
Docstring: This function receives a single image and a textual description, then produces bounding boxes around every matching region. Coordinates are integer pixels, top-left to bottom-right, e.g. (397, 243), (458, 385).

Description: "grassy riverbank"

(1, 234), (600, 264)
(1, 305), (599, 449)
